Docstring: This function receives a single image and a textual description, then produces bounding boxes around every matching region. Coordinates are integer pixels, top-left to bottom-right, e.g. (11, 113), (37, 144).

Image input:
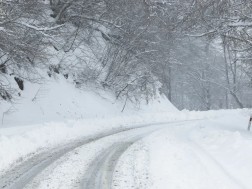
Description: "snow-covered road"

(0, 121), (192, 189)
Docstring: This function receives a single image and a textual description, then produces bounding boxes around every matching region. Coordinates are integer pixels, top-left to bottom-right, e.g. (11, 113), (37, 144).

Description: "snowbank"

(0, 111), (184, 173)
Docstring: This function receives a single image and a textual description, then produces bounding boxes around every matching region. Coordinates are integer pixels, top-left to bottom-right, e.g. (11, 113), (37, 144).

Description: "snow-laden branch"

(16, 22), (64, 31)
(70, 15), (124, 29)
(185, 30), (216, 37)
(237, 57), (252, 60)
(228, 22), (252, 27)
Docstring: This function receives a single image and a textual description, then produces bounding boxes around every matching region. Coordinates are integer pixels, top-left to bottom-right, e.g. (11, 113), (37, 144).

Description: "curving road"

(0, 121), (190, 189)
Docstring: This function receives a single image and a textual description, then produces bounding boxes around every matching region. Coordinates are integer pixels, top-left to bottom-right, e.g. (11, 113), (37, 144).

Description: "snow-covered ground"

(113, 109), (252, 189)
(1, 75), (252, 189)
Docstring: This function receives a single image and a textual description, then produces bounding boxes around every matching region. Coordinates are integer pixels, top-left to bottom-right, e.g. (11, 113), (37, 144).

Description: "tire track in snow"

(81, 142), (134, 189)
(0, 120), (197, 189)
(80, 122), (199, 189)
(0, 128), (136, 189)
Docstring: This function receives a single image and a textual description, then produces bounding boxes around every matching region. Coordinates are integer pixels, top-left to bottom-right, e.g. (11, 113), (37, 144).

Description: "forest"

(1, 0), (252, 110)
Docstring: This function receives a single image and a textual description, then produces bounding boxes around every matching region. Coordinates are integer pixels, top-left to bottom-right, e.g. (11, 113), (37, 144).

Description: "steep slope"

(0, 74), (177, 127)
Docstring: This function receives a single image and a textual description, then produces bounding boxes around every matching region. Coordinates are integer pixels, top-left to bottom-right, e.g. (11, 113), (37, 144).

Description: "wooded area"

(1, 0), (252, 110)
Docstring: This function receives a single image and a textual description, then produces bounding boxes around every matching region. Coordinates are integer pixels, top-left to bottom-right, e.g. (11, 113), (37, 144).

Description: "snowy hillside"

(0, 74), (177, 127)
